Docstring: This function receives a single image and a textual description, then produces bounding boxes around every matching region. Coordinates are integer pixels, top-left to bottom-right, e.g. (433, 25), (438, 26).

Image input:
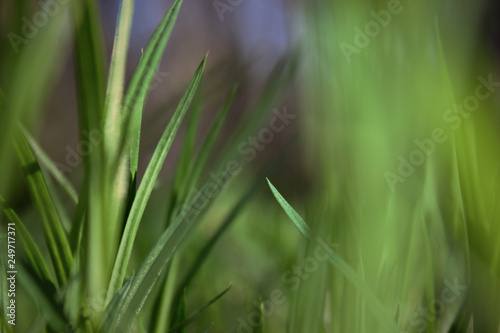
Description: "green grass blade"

(175, 87), (237, 214)
(0, 3), (71, 194)
(266, 179), (311, 238)
(72, 0), (108, 302)
(106, 56), (206, 303)
(165, 85), (203, 226)
(0, 197), (53, 283)
(102, 0), (134, 163)
(22, 128), (78, 204)
(17, 263), (67, 332)
(172, 137), (297, 308)
(175, 85), (203, 187)
(14, 127), (73, 286)
(168, 291), (187, 333)
(267, 183), (401, 332)
(167, 286), (231, 333)
(68, 184), (88, 254)
(150, 257), (180, 333)
(120, 0), (184, 175)
(102, 177), (220, 332)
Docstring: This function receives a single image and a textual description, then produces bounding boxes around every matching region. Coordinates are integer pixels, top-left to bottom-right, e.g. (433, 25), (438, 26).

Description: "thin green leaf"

(73, 0), (108, 301)
(102, 0), (134, 162)
(268, 188), (401, 333)
(266, 179), (311, 238)
(0, 3), (71, 194)
(168, 291), (187, 333)
(165, 85), (203, 226)
(22, 128), (78, 204)
(174, 87), (237, 216)
(171, 136), (298, 308)
(102, 177), (221, 332)
(13, 127), (73, 286)
(106, 56), (206, 303)
(17, 263), (67, 332)
(68, 184), (88, 254)
(0, 197), (52, 282)
(168, 286), (231, 333)
(120, 0), (184, 174)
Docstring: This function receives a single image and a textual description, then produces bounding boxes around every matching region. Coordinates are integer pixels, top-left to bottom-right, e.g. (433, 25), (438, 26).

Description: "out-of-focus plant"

(265, 0), (500, 332)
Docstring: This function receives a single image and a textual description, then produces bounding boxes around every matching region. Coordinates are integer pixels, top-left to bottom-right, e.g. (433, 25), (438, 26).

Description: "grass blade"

(266, 179), (311, 238)
(119, 0), (184, 175)
(22, 128), (78, 204)
(72, 0), (108, 302)
(102, 0), (134, 162)
(17, 263), (67, 332)
(168, 291), (187, 333)
(168, 286), (231, 333)
(165, 85), (203, 226)
(14, 127), (73, 286)
(0, 197), (53, 283)
(267, 182), (401, 332)
(106, 56), (206, 303)
(102, 176), (221, 332)
(174, 87), (237, 217)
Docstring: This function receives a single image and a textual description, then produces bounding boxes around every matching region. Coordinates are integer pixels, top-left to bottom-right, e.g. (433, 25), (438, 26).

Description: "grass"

(2, 0), (500, 332)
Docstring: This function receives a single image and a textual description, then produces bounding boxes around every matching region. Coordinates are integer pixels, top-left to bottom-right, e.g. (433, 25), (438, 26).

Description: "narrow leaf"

(22, 127), (78, 204)
(0, 197), (53, 282)
(168, 286), (231, 333)
(13, 127), (73, 286)
(268, 187), (401, 333)
(266, 179), (311, 238)
(107, 56), (206, 303)
(120, 0), (184, 174)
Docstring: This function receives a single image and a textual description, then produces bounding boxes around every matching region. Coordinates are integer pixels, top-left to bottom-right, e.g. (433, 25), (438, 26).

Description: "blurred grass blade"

(22, 128), (78, 204)
(17, 263), (67, 332)
(172, 137), (297, 308)
(175, 85), (203, 186)
(102, 0), (134, 162)
(166, 85), (203, 225)
(168, 285), (231, 333)
(14, 127), (73, 286)
(107, 56), (206, 303)
(0, 4), (71, 194)
(119, 0), (184, 174)
(73, 0), (108, 301)
(102, 178), (221, 332)
(268, 182), (400, 332)
(0, 197), (53, 282)
(168, 291), (187, 333)
(266, 179), (311, 238)
(174, 87), (237, 214)
(68, 184), (88, 253)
